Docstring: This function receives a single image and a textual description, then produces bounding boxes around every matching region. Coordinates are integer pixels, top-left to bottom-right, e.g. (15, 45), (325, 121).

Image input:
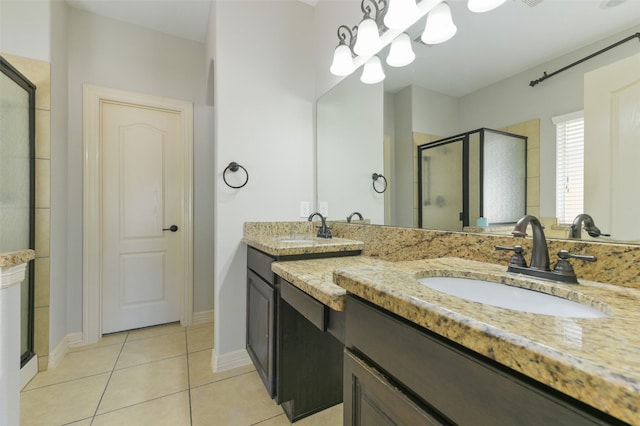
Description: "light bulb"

(384, 0), (420, 30)
(421, 2), (457, 45)
(386, 33), (415, 67)
(354, 18), (383, 56)
(361, 56), (385, 84)
(330, 43), (355, 76)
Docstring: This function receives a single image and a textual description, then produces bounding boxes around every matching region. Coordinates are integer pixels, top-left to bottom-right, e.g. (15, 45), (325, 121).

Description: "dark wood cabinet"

(344, 349), (444, 426)
(246, 246), (358, 421)
(246, 269), (276, 396)
(277, 278), (344, 422)
(345, 295), (624, 426)
(246, 248), (278, 397)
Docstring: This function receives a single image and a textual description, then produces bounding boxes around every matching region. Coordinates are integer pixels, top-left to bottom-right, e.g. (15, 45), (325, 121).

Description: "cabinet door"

(344, 349), (445, 426)
(246, 269), (276, 397)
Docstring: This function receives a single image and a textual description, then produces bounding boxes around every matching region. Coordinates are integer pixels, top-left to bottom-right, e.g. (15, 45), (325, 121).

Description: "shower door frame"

(0, 56), (36, 368)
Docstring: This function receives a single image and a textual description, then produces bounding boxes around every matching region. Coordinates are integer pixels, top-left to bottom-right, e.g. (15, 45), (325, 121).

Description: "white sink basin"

(276, 237), (315, 243)
(417, 277), (606, 318)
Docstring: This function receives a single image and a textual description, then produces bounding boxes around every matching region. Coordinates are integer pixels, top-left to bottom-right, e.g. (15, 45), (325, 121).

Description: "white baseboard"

(48, 332), (83, 370)
(192, 310), (214, 325)
(48, 335), (69, 369)
(67, 332), (84, 348)
(212, 348), (251, 373)
(21, 355), (38, 389)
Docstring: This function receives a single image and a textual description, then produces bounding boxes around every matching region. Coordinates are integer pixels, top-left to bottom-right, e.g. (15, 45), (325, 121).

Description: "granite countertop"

(242, 234), (364, 257)
(272, 256), (389, 311)
(0, 249), (35, 268)
(333, 257), (640, 424)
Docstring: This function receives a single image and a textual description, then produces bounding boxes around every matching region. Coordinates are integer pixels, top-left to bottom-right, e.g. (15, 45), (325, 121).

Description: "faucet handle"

(495, 245), (527, 267)
(553, 250), (596, 282)
(557, 250), (597, 263)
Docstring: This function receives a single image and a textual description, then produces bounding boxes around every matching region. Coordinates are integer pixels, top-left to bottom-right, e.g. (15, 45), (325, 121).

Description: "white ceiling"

(65, 0), (640, 97)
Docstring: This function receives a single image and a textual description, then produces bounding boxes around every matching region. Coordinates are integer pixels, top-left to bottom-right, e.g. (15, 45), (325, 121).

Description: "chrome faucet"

(308, 212), (332, 239)
(496, 214), (597, 284)
(346, 212), (363, 223)
(569, 214), (610, 239)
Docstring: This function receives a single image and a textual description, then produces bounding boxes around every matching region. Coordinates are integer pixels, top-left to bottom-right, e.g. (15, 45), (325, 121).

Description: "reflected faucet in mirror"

(347, 212), (364, 223)
(569, 214), (610, 239)
(308, 212), (332, 239)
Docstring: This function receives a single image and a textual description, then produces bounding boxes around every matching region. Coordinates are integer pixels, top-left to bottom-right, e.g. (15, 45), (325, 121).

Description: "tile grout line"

(185, 328), (194, 426)
(89, 330), (131, 424)
(188, 369), (257, 391)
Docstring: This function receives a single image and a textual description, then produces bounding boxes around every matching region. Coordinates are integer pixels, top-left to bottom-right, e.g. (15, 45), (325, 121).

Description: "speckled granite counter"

(0, 249), (35, 268)
(272, 256), (390, 311)
(243, 221), (363, 257)
(244, 221), (640, 422)
(333, 257), (640, 424)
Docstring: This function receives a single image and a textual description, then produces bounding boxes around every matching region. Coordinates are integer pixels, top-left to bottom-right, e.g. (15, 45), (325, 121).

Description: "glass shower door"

(419, 139), (464, 231)
(0, 57), (36, 367)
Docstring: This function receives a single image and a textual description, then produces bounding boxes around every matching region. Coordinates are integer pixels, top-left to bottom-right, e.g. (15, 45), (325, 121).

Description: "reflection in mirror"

(418, 129), (527, 231)
(419, 138), (463, 231)
(316, 1), (640, 243)
(317, 72), (384, 224)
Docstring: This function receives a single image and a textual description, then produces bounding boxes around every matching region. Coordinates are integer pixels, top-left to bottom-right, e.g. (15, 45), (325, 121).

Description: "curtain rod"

(529, 32), (640, 87)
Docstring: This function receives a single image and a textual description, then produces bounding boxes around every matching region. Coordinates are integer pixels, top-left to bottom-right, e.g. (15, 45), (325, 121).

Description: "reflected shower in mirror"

(418, 129), (526, 231)
(316, 0), (640, 244)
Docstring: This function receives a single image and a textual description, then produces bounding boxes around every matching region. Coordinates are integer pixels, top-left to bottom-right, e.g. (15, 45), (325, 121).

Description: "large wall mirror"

(316, 0), (640, 244)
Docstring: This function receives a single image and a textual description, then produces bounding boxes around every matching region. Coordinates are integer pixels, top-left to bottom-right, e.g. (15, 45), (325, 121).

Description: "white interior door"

(584, 53), (640, 241)
(101, 101), (183, 334)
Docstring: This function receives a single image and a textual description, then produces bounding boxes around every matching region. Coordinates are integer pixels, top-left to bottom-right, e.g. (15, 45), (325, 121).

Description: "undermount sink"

(276, 237), (316, 243)
(418, 277), (606, 318)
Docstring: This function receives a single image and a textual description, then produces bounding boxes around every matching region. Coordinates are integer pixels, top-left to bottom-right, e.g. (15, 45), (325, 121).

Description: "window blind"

(553, 111), (584, 225)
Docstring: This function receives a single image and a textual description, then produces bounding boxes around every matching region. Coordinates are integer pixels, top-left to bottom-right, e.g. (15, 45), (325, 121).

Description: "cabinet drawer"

(280, 279), (327, 331)
(346, 296), (612, 426)
(247, 247), (275, 284)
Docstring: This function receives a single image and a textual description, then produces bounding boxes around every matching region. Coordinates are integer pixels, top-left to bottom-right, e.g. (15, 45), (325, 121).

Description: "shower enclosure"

(0, 56), (36, 368)
(418, 128), (527, 231)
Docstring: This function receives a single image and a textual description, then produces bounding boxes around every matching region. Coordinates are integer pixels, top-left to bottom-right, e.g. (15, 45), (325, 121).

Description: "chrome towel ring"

(223, 162), (249, 189)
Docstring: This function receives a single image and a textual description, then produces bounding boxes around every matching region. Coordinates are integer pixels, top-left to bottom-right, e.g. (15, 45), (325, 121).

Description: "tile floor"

(20, 322), (342, 425)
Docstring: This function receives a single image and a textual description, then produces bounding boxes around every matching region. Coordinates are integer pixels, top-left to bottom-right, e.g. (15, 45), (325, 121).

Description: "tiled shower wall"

(3, 53), (51, 372)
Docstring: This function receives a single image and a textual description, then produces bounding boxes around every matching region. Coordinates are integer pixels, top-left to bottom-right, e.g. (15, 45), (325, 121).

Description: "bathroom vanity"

(244, 221), (640, 425)
(244, 225), (363, 422)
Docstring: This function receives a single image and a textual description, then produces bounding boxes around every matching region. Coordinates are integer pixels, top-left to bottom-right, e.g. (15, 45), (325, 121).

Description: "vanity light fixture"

(386, 32), (416, 67)
(329, 0), (507, 81)
(330, 25), (357, 76)
(421, 2), (457, 45)
(467, 0), (507, 13)
(361, 56), (386, 84)
(384, 0), (420, 30)
(353, 0), (386, 56)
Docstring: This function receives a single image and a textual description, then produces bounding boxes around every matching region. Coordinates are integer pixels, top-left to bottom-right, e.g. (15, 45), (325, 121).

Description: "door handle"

(163, 225), (179, 232)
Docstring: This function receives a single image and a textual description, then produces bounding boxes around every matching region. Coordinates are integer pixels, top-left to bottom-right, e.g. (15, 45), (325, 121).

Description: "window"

(553, 111), (584, 225)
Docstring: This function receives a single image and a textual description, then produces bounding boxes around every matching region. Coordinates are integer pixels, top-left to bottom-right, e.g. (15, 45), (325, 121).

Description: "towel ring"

(223, 162), (249, 189)
(372, 173), (387, 194)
